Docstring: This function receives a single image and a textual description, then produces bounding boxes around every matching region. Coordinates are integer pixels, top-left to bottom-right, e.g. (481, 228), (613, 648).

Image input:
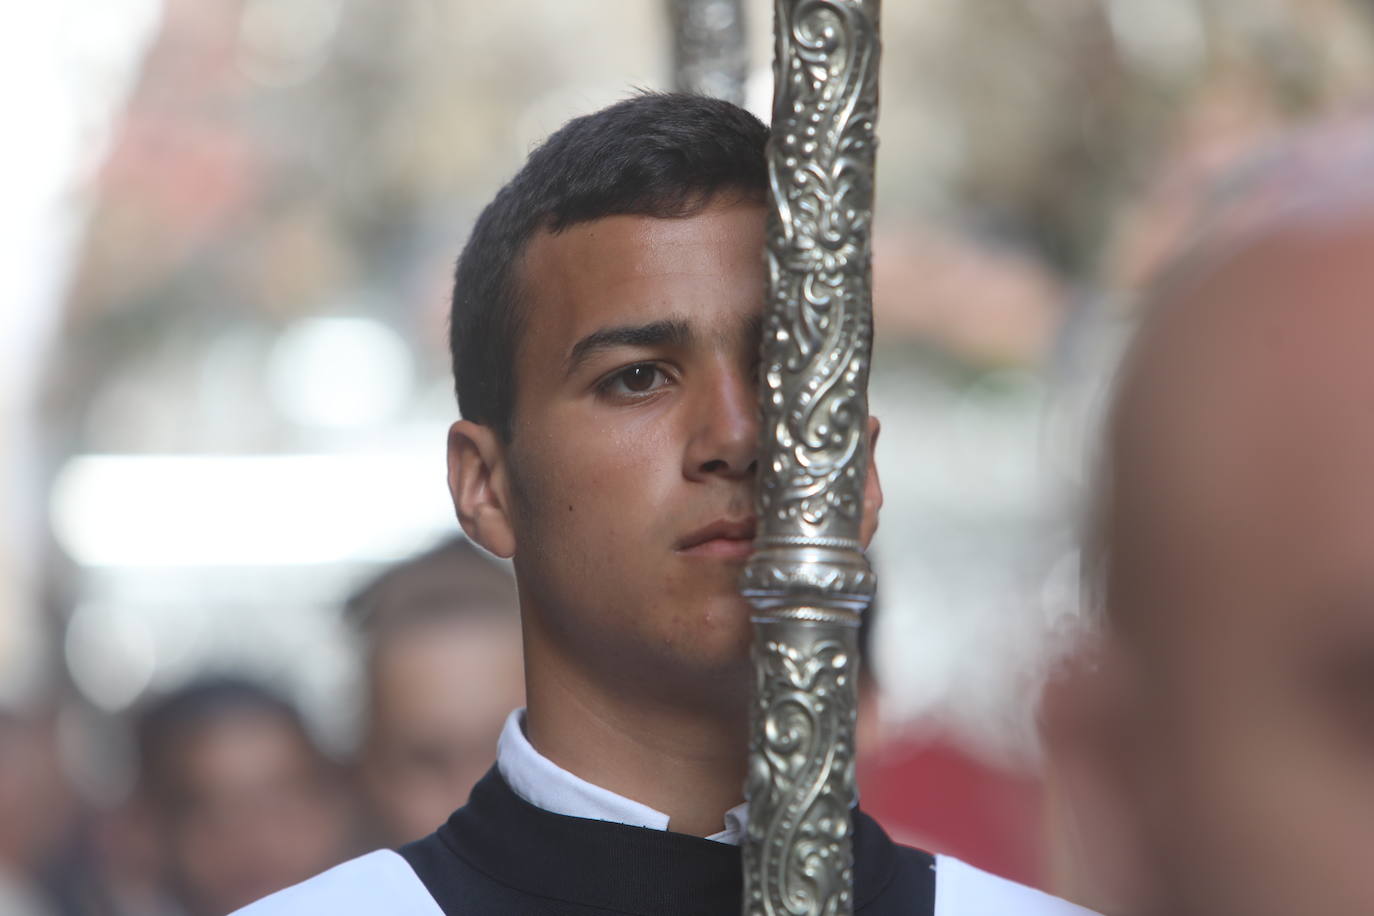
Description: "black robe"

(230, 766), (1092, 915)
(397, 766), (936, 915)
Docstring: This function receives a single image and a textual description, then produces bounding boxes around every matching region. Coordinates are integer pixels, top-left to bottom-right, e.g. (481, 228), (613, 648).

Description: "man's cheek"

(532, 482), (628, 584)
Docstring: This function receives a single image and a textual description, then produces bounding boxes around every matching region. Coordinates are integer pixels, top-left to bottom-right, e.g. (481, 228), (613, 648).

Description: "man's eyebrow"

(565, 319), (693, 376)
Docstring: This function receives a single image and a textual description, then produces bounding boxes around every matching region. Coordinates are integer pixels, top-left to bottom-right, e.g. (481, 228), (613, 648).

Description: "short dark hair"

(450, 92), (769, 439)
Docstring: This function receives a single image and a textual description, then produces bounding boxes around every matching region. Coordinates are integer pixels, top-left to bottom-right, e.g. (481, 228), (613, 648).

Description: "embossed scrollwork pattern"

(744, 625), (860, 916)
(743, 2), (880, 915)
(756, 0), (880, 543)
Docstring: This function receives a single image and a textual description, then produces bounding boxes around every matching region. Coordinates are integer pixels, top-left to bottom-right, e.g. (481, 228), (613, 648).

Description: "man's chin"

(700, 593), (758, 645)
(650, 651), (754, 717)
(646, 603), (755, 690)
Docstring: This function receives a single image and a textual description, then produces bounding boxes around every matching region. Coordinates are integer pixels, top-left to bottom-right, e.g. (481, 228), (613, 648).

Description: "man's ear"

(447, 420), (517, 559)
(859, 415), (883, 548)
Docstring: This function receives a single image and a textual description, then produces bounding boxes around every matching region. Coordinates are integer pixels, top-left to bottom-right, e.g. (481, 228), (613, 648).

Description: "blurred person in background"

(0, 710), (71, 916)
(235, 92), (1091, 916)
(1041, 121), (1374, 916)
(78, 798), (178, 916)
(134, 677), (353, 916)
(349, 535), (523, 846)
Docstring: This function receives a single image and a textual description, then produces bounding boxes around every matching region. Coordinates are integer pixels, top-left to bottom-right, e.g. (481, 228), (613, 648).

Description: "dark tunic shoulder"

(399, 767), (935, 915)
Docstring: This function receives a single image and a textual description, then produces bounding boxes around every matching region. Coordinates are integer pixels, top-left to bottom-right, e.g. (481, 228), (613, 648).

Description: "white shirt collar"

(496, 708), (749, 845)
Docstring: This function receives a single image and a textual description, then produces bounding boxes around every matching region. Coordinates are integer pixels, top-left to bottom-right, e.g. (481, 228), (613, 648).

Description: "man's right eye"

(597, 363), (672, 398)
(621, 365), (659, 391)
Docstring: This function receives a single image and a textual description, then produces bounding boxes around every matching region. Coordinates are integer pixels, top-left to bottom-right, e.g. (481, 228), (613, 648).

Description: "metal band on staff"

(741, 1), (881, 914)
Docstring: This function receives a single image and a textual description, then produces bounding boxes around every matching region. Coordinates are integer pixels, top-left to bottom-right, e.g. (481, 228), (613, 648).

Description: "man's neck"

(522, 655), (750, 838)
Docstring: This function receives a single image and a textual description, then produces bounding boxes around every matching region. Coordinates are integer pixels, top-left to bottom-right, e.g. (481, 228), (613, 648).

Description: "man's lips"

(676, 517), (758, 559)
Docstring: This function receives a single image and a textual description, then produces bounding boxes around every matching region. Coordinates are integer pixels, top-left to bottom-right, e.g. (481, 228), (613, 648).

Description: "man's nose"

(683, 365), (759, 480)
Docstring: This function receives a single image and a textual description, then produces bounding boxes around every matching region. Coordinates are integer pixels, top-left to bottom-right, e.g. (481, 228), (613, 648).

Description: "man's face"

(498, 198), (768, 701)
(450, 195), (881, 712)
(1100, 221), (1374, 916)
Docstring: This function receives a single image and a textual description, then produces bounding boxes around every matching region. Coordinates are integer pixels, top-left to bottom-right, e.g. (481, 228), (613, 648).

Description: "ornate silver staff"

(667, 0), (749, 105)
(740, 1), (881, 915)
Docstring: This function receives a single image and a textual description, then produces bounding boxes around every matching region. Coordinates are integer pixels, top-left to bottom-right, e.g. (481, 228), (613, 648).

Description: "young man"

(236, 93), (1090, 915)
(1041, 125), (1374, 916)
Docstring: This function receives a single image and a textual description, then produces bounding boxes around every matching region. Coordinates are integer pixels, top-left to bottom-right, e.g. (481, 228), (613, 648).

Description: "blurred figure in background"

(349, 535), (523, 846)
(0, 710), (71, 916)
(134, 678), (352, 916)
(1042, 122), (1374, 916)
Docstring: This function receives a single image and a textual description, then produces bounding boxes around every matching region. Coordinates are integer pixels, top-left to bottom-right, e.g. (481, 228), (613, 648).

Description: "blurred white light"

(51, 454), (454, 567)
(267, 317), (414, 429)
(65, 602), (157, 712)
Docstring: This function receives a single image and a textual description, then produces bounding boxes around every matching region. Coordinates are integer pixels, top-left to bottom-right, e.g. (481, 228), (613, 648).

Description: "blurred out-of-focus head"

(135, 677), (351, 916)
(0, 710), (70, 873)
(1044, 120), (1374, 916)
(0, 709), (70, 916)
(350, 535), (522, 845)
